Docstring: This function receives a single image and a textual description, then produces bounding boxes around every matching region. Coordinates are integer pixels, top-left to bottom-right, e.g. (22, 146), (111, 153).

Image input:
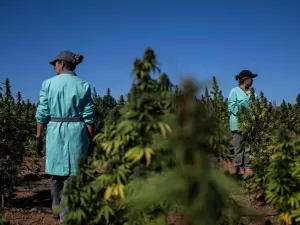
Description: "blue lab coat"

(227, 86), (253, 132)
(35, 72), (95, 176)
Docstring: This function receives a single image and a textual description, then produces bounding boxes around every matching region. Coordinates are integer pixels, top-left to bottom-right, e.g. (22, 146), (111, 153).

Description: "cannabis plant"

(237, 88), (277, 200)
(265, 127), (300, 225)
(62, 48), (174, 225)
(121, 79), (248, 225)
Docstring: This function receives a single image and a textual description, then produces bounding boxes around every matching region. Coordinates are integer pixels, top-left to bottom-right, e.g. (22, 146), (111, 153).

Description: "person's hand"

(88, 139), (94, 155)
(36, 137), (44, 157)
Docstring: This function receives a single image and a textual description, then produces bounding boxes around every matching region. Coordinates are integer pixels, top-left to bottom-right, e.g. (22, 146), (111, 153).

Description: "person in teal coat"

(228, 70), (258, 175)
(35, 50), (95, 223)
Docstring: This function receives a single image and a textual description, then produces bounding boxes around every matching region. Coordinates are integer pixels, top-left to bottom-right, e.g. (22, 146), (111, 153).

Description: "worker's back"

(46, 73), (90, 118)
(36, 72), (95, 176)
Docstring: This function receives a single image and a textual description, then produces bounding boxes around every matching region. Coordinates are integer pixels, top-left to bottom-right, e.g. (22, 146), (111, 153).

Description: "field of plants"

(1, 48), (300, 225)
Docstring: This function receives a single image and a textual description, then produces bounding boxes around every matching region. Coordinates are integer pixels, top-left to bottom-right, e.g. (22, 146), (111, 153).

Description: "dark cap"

(49, 50), (76, 66)
(235, 70), (258, 80)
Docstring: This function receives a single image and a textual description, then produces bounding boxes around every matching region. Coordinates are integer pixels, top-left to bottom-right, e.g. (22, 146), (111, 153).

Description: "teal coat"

(36, 72), (95, 176)
(228, 86), (251, 132)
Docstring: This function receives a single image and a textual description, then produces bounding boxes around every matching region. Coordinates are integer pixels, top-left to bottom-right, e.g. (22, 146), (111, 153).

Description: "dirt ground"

(1, 158), (278, 225)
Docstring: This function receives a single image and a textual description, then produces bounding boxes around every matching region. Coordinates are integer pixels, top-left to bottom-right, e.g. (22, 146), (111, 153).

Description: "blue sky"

(0, 0), (299, 104)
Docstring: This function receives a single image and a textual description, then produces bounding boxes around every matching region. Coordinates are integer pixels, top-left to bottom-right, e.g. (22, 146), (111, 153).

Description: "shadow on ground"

(22, 173), (51, 182)
(7, 189), (52, 209)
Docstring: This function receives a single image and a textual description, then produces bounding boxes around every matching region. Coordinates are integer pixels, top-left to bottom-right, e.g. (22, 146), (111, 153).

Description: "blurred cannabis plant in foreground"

(121, 79), (248, 225)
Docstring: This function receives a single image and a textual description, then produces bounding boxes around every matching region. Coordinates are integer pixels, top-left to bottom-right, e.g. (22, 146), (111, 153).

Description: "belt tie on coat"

(49, 117), (83, 122)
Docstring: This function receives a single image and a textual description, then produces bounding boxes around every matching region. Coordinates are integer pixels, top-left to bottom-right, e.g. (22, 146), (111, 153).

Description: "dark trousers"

(51, 175), (72, 223)
(232, 131), (250, 168)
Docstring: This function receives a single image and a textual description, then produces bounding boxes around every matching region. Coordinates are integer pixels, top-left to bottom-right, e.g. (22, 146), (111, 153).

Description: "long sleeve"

(228, 89), (238, 116)
(36, 81), (50, 125)
(82, 84), (95, 124)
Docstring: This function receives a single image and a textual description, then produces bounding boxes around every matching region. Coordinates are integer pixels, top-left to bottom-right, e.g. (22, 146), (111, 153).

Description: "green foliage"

(199, 77), (231, 161)
(62, 48), (174, 225)
(62, 48), (251, 225)
(4, 47), (300, 225)
(235, 87), (300, 223)
(0, 79), (35, 198)
(284, 96), (300, 134)
(59, 156), (113, 225)
(236, 88), (277, 199)
(122, 79), (246, 225)
(0, 79), (37, 224)
(265, 128), (300, 225)
(92, 88), (118, 133)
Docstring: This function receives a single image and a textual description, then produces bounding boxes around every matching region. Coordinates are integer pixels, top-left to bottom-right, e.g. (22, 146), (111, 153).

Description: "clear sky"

(0, 0), (299, 104)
